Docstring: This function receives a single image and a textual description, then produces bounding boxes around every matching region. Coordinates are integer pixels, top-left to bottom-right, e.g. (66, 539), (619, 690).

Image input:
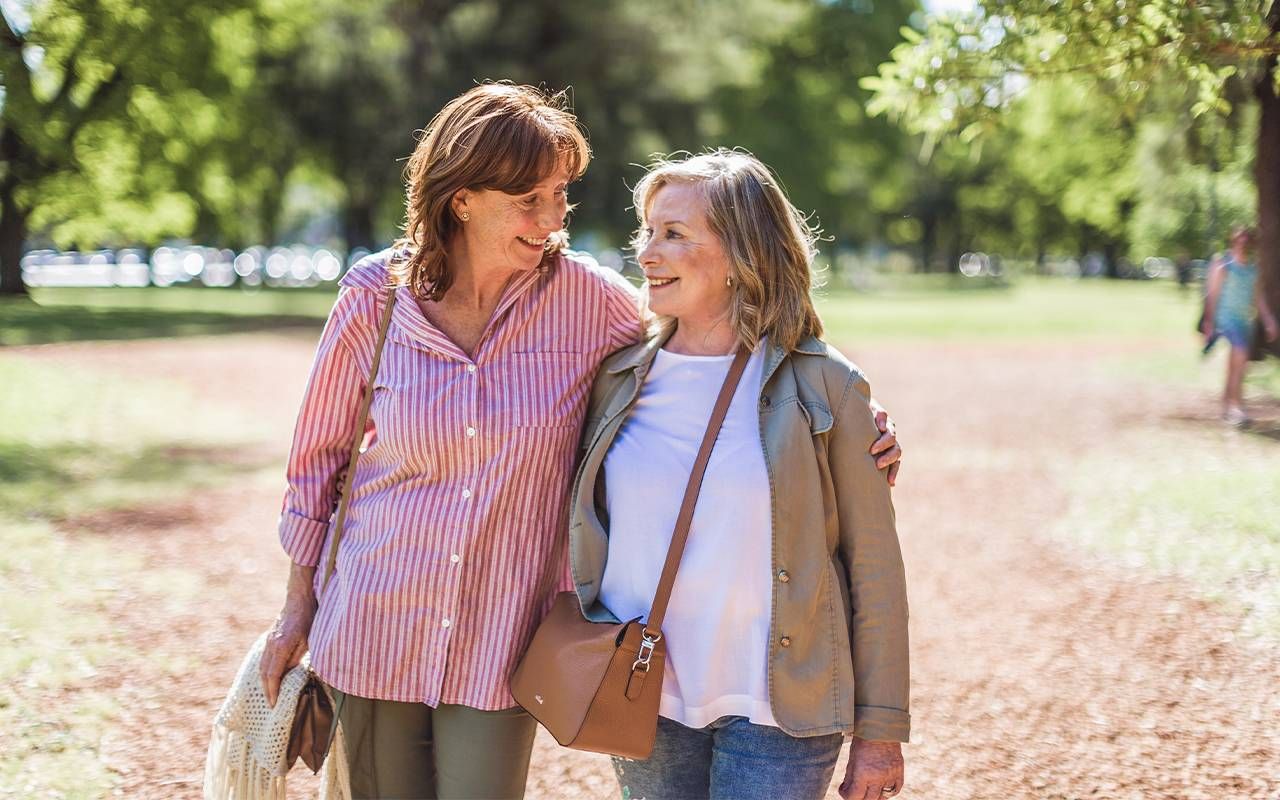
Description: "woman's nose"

(638, 237), (659, 267)
(540, 199), (566, 232)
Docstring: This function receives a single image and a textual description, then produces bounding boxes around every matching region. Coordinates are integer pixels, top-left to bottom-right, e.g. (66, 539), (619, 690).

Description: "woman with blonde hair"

(257, 88), (901, 798)
(570, 149), (909, 800)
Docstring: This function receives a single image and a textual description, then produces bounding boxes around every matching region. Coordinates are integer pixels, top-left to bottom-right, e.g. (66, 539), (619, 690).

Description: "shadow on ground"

(0, 299), (321, 346)
(0, 440), (277, 521)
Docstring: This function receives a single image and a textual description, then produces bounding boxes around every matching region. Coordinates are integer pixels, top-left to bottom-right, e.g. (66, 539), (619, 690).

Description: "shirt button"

(466, 426), (476, 437)
(461, 488), (472, 499)
(466, 364), (477, 374)
(777, 570), (790, 583)
(779, 636), (792, 648)
(450, 553), (461, 564)
(442, 618), (452, 628)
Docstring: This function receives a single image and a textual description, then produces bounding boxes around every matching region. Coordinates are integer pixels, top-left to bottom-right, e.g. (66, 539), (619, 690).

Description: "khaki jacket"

(567, 332), (910, 741)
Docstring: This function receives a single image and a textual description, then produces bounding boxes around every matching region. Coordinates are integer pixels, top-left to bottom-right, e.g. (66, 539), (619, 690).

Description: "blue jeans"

(612, 715), (844, 800)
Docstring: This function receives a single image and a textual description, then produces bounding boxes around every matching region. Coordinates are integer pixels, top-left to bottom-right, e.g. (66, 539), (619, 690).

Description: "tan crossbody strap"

(321, 287), (398, 594)
(644, 346), (751, 634)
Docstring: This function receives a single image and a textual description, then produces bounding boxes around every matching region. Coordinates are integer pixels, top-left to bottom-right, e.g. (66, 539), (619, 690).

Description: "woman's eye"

(666, 230), (682, 239)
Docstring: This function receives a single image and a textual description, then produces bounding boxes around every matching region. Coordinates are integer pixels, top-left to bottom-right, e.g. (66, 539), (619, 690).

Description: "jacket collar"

(607, 329), (826, 385)
(605, 326), (676, 377)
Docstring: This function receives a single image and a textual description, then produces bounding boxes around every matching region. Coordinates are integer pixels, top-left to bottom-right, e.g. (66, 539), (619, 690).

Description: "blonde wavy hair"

(391, 82), (590, 300)
(631, 149), (824, 353)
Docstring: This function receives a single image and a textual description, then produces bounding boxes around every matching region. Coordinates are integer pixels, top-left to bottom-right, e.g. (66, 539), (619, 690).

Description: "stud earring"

(726, 275), (733, 288)
(460, 211), (471, 222)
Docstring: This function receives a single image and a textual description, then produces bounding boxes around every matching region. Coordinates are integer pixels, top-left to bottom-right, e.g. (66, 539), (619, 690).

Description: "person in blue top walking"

(1201, 225), (1279, 426)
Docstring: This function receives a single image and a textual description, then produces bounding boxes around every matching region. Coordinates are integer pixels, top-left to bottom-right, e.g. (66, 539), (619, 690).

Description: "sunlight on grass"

(0, 517), (198, 798)
(0, 355), (271, 796)
(1057, 425), (1280, 637)
(816, 276), (1201, 342)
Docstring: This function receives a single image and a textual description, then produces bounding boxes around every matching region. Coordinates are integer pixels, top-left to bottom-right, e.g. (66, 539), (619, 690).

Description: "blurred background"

(2, 1), (1278, 798)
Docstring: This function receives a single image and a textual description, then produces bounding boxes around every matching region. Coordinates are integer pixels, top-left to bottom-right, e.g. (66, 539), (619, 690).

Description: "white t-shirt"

(599, 344), (777, 729)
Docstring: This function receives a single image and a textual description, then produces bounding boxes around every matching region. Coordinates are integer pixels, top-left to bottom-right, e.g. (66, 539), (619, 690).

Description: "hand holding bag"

(204, 288), (398, 799)
(510, 346), (750, 759)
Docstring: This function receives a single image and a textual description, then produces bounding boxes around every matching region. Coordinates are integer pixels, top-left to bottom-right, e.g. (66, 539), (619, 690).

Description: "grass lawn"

(3, 274), (1206, 346)
(815, 275), (1202, 342)
(1056, 421), (1280, 636)
(1, 286), (335, 346)
(0, 354), (273, 796)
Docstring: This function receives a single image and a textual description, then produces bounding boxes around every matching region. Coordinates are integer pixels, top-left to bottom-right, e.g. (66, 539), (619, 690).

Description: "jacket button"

(759, 396), (771, 409)
(779, 636), (792, 648)
(777, 570), (790, 583)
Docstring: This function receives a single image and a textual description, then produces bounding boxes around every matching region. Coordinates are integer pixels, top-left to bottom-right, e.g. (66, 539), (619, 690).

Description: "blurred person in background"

(571, 150), (909, 800)
(256, 84), (903, 799)
(1202, 225), (1279, 427)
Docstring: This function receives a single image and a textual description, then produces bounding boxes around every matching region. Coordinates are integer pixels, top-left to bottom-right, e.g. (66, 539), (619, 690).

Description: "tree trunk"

(0, 190), (27, 296)
(1249, 10), (1280, 355)
(1253, 11), (1280, 358)
(0, 126), (29, 296)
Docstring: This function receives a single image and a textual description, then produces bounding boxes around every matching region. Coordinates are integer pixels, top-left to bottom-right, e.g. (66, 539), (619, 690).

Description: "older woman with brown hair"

(570, 149), (909, 800)
(258, 85), (902, 799)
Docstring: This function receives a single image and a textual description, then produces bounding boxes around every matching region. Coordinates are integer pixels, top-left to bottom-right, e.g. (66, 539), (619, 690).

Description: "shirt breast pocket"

(498, 352), (590, 429)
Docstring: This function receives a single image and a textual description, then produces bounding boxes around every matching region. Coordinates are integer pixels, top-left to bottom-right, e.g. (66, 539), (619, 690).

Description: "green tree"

(864, 1), (1280, 330)
(0, 0), (306, 295)
(709, 0), (919, 252)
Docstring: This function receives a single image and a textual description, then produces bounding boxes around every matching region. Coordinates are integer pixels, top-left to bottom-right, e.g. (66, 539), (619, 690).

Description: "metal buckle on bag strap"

(631, 628), (662, 672)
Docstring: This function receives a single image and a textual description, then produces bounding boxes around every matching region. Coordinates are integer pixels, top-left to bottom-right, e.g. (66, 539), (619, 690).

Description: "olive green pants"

(330, 688), (537, 800)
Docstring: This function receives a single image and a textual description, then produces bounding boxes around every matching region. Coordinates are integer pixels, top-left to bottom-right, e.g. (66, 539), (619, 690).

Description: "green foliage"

(865, 1), (1273, 141)
(864, 1), (1278, 263)
(706, 0), (919, 246)
(2, 0), (310, 249)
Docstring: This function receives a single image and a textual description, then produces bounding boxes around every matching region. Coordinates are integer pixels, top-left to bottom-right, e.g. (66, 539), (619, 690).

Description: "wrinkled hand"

(260, 563), (318, 707)
(868, 399), (902, 487)
(840, 738), (904, 800)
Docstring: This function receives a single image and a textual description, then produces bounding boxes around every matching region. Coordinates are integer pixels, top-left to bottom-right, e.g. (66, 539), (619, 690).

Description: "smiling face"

(451, 169), (571, 274)
(637, 181), (735, 331)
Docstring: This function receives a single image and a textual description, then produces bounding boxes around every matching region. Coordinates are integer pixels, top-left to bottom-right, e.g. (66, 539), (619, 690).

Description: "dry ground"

(16, 331), (1280, 800)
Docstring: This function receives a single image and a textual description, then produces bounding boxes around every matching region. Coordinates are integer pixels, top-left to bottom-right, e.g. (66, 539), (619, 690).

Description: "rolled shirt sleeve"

(278, 287), (370, 567)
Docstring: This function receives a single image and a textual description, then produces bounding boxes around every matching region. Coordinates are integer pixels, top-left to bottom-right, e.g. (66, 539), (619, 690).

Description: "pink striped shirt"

(279, 248), (643, 708)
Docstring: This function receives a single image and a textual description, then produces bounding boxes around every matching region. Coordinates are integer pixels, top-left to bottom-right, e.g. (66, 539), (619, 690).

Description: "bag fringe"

(203, 723), (287, 800)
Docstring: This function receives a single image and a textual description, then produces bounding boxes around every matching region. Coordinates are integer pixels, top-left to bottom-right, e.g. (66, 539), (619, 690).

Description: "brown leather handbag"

(287, 287), (399, 773)
(510, 347), (750, 760)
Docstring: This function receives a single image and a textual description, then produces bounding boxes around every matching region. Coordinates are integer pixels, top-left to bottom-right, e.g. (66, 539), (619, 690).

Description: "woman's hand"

(840, 738), (904, 799)
(868, 399), (902, 487)
(260, 562), (318, 707)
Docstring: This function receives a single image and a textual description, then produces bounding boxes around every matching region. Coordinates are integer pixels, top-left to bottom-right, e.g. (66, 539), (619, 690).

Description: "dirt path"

(20, 332), (1280, 799)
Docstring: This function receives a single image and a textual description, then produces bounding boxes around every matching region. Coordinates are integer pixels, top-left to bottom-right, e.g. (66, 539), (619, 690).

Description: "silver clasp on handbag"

(631, 628), (662, 672)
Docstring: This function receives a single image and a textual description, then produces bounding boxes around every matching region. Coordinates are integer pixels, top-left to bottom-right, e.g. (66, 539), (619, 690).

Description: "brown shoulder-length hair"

(631, 148), (824, 353)
(391, 82), (590, 300)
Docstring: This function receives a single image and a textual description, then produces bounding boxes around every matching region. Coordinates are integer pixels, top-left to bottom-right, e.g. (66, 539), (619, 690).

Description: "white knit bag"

(204, 632), (350, 800)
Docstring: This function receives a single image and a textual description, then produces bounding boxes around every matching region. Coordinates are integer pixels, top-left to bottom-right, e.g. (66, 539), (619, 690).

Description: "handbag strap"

(320, 287), (398, 594)
(643, 346), (751, 635)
